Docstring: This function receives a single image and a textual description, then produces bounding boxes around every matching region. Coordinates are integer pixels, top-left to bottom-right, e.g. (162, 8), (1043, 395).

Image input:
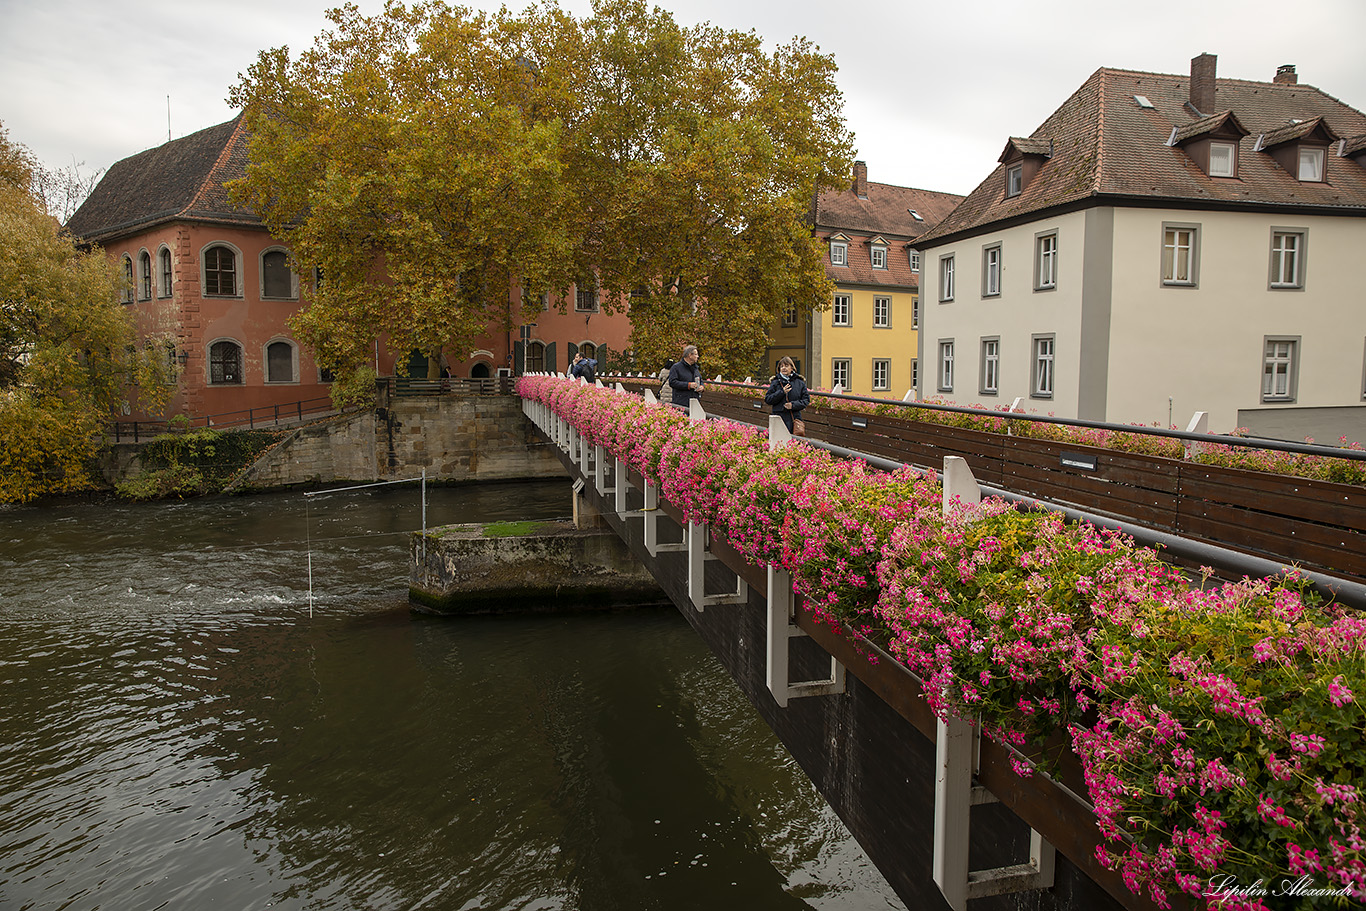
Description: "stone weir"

(409, 519), (668, 614)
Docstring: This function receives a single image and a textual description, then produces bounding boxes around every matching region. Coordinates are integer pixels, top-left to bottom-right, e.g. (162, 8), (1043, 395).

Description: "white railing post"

(1184, 411), (1209, 460)
(933, 454), (1054, 910)
(768, 413), (792, 450)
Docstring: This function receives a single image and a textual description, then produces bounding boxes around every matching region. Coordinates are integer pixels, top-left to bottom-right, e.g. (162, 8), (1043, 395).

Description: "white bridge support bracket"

(934, 454), (1055, 911)
(614, 458), (640, 518)
(932, 714), (1056, 910)
(686, 522), (748, 611)
(594, 444), (608, 495)
(765, 566), (845, 707)
(643, 482), (686, 556)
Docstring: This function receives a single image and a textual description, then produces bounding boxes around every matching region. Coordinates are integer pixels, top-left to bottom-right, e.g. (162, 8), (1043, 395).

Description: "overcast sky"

(3, 0), (1365, 198)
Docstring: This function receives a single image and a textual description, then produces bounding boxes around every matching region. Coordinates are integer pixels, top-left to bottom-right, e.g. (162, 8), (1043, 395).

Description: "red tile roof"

(813, 174), (964, 288)
(66, 115), (261, 242)
(914, 67), (1366, 248)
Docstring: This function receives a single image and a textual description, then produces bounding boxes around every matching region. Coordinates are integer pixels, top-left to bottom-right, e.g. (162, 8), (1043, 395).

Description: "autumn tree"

(0, 123), (173, 503)
(229, 0), (853, 382)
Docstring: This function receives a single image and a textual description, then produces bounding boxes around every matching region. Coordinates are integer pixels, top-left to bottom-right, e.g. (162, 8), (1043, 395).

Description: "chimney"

(1190, 53), (1217, 115)
(1274, 64), (1298, 85)
(853, 160), (868, 199)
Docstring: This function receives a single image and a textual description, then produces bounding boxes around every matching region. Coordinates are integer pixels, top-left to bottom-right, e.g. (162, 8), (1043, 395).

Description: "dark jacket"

(571, 358), (598, 382)
(764, 373), (809, 430)
(667, 360), (702, 407)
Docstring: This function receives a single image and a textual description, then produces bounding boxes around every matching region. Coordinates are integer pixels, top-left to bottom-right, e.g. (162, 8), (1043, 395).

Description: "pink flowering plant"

(521, 376), (1366, 908)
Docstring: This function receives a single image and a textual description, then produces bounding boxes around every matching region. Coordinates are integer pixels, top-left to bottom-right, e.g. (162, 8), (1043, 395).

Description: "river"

(0, 480), (900, 910)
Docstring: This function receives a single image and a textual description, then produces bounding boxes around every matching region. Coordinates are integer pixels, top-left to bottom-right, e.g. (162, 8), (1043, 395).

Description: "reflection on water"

(0, 482), (899, 910)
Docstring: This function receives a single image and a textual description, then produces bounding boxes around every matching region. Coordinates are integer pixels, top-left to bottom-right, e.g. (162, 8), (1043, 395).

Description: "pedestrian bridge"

(514, 374), (1366, 911)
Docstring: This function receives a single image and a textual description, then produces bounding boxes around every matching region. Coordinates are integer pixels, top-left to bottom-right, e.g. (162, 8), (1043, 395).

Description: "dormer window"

(1255, 116), (1339, 184)
(1209, 141), (1237, 177)
(1006, 164), (1023, 197)
(1298, 146), (1325, 181)
(829, 235), (849, 267)
(1169, 111), (1249, 179)
(997, 136), (1051, 199)
(868, 235), (889, 270)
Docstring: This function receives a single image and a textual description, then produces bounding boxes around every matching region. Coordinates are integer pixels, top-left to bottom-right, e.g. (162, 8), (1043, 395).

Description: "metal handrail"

(606, 373), (1366, 463)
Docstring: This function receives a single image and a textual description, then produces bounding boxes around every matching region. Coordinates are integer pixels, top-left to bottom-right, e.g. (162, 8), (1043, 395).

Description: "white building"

(912, 55), (1366, 440)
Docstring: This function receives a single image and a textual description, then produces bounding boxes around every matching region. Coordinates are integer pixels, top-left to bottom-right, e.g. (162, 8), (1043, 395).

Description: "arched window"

(139, 251), (152, 300)
(470, 362), (491, 378)
(525, 341), (545, 372)
(158, 248), (172, 298)
(204, 246), (236, 296)
(120, 256), (134, 304)
(266, 340), (295, 383)
(579, 342), (596, 360)
(209, 340), (243, 384)
(262, 250), (294, 299)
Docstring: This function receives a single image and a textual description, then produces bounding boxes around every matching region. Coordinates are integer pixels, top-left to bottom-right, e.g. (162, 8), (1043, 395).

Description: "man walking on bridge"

(667, 345), (703, 409)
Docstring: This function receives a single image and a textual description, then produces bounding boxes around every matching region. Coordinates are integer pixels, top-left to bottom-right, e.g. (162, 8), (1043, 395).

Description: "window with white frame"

(120, 255), (134, 304)
(912, 295), (919, 329)
(1162, 225), (1198, 286)
(1209, 141), (1237, 177)
(980, 338), (999, 395)
(1269, 230), (1305, 289)
(203, 245), (237, 296)
(831, 358), (850, 390)
(1262, 338), (1298, 402)
(1035, 232), (1057, 290)
(158, 247), (172, 298)
(832, 294), (851, 326)
(1006, 164), (1023, 197)
(262, 250), (296, 299)
(871, 245), (887, 269)
(781, 302), (799, 327)
(209, 339), (243, 385)
(939, 255), (955, 302)
(139, 251), (152, 300)
(1032, 336), (1055, 398)
(910, 357), (918, 389)
(910, 250), (920, 273)
(830, 240), (847, 266)
(938, 341), (954, 392)
(983, 244), (1002, 297)
(575, 284), (598, 311)
(872, 359), (890, 391)
(266, 340), (296, 383)
(1298, 147), (1325, 182)
(873, 296), (890, 328)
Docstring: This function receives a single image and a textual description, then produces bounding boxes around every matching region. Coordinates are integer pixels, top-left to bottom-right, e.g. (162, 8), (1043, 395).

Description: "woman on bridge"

(764, 356), (809, 434)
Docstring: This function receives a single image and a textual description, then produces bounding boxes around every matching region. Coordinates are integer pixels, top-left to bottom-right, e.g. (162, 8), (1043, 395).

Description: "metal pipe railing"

(608, 374), (1366, 464)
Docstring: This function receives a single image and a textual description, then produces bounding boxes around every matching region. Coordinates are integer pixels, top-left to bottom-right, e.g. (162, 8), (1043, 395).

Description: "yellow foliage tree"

(229, 0), (854, 382)
(0, 123), (173, 503)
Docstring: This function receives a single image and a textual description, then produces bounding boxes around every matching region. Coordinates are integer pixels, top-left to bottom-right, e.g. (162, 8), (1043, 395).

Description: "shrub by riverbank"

(114, 428), (284, 500)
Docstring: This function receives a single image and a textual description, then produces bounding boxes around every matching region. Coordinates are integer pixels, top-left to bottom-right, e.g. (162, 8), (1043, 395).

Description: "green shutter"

(545, 341), (557, 373)
(513, 341), (525, 374)
(598, 344), (610, 374)
(567, 342), (578, 372)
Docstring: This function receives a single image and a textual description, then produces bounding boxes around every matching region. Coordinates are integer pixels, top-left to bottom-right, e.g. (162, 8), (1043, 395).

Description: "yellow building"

(767, 161), (963, 395)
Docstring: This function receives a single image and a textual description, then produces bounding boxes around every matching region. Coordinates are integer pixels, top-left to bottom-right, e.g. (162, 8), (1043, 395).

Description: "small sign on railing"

(1060, 452), (1098, 471)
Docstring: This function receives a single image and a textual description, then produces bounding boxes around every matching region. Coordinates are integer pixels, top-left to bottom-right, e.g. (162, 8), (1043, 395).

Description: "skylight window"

(908, 209), (923, 221)
(1134, 95), (1155, 109)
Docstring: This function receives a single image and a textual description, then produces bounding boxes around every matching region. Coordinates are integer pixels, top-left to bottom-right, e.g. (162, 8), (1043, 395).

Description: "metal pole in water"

(421, 467), (427, 573)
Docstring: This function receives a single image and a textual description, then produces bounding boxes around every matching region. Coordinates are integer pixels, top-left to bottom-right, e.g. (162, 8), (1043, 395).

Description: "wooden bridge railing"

(612, 376), (1366, 588)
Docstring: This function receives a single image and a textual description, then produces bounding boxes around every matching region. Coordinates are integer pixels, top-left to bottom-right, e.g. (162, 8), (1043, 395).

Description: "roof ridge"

(1091, 69), (1107, 196)
(181, 112), (246, 217)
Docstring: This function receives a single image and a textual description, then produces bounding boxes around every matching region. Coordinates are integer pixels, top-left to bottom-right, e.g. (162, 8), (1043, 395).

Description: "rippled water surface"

(0, 481), (899, 910)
